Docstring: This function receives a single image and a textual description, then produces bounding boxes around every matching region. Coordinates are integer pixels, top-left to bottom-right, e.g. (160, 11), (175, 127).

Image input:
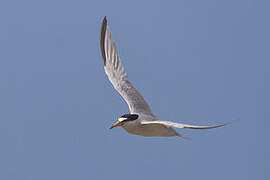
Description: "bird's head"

(110, 114), (139, 129)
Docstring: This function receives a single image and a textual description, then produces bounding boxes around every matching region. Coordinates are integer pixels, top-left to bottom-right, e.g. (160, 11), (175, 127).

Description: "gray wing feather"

(141, 121), (229, 129)
(100, 17), (153, 115)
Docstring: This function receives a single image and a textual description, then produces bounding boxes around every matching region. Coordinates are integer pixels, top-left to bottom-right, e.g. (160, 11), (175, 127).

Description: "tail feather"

(176, 132), (191, 140)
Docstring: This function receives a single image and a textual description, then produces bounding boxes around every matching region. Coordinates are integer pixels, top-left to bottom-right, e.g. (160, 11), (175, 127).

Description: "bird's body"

(121, 114), (179, 137)
(100, 17), (228, 138)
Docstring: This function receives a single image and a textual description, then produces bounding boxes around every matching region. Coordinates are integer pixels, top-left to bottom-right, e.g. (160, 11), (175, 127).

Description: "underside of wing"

(141, 121), (229, 129)
(100, 17), (153, 115)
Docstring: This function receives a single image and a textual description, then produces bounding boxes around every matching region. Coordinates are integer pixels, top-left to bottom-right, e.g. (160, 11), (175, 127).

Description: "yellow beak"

(110, 121), (123, 129)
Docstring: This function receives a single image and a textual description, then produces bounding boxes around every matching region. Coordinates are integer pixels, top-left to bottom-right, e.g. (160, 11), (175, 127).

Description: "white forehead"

(118, 117), (128, 122)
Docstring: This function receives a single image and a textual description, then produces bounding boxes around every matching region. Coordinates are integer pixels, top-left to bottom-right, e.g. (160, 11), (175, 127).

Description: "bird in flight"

(100, 17), (228, 138)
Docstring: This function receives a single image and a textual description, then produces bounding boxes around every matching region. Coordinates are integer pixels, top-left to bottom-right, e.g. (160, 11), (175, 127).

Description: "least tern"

(100, 17), (228, 138)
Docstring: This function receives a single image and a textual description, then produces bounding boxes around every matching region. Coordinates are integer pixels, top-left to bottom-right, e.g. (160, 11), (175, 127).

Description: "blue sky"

(0, 0), (269, 179)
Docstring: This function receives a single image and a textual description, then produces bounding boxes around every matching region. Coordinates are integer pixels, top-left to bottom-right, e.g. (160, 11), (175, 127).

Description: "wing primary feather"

(182, 122), (230, 129)
(141, 121), (230, 129)
(99, 17), (154, 115)
(100, 16), (107, 66)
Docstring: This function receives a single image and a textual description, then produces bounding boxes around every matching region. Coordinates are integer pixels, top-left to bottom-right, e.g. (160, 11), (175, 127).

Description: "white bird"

(100, 17), (228, 138)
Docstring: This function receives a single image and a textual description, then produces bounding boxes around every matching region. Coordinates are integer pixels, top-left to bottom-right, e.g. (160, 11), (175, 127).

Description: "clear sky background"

(0, 0), (269, 179)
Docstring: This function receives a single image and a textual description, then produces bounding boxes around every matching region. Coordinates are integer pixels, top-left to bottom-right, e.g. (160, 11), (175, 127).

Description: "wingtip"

(102, 16), (107, 25)
(100, 16), (107, 66)
(219, 122), (232, 128)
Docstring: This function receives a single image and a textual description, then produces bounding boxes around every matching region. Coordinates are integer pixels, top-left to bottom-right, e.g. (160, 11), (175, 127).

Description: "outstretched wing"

(141, 121), (229, 129)
(100, 17), (153, 115)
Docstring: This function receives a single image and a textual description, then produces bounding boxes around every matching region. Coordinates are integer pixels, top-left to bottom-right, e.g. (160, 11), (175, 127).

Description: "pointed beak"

(110, 121), (123, 129)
